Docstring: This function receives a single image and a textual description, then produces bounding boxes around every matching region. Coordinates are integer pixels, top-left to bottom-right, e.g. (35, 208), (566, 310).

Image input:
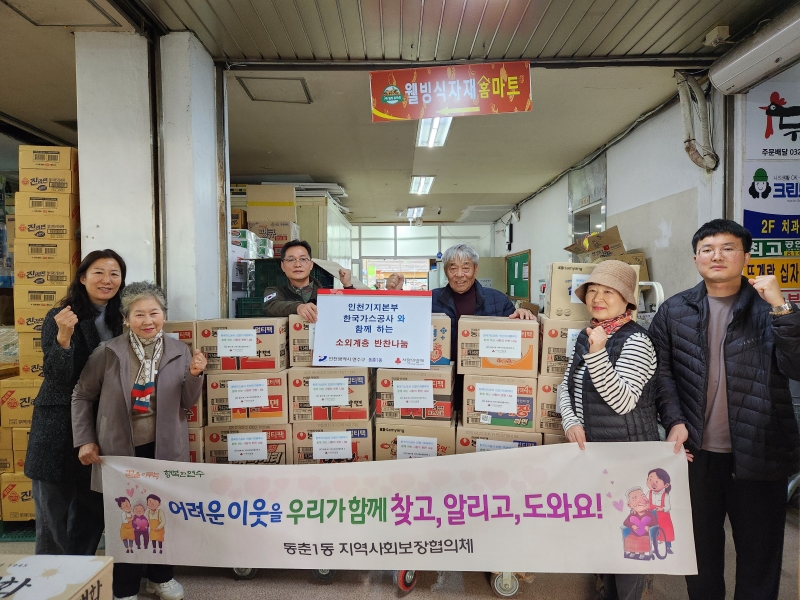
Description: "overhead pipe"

(675, 71), (719, 171)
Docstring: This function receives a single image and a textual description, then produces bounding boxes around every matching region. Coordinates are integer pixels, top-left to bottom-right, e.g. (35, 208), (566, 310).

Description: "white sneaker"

(145, 579), (184, 600)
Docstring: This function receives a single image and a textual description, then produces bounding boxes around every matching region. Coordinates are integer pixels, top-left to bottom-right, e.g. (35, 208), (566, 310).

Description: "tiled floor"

(1, 509), (796, 599)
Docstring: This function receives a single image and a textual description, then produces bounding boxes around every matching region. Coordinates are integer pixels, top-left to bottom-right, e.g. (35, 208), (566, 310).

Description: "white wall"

(75, 32), (156, 283)
(496, 89), (727, 300)
(160, 32), (221, 319)
(493, 177), (570, 299)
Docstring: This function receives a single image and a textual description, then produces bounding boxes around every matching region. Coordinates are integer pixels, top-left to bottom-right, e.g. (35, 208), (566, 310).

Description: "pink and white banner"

(101, 441), (696, 574)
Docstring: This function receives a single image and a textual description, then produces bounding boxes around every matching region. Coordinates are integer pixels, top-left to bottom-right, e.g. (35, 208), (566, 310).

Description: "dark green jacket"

(262, 278), (323, 317)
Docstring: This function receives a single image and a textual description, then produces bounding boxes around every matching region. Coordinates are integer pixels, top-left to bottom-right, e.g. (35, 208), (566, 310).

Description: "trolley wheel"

(652, 526), (668, 560)
(312, 568), (335, 584)
(490, 572), (520, 598)
(231, 567), (257, 580)
(393, 569), (417, 594)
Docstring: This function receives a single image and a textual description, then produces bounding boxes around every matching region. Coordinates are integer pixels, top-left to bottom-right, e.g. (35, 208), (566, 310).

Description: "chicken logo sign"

(761, 92), (800, 141)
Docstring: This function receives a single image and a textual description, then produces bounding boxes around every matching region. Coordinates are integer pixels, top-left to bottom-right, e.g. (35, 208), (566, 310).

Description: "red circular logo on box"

(542, 385), (552, 393)
(201, 329), (211, 338)
(297, 432), (307, 440)
(381, 379), (390, 388)
(548, 329), (558, 338)
(461, 330), (469, 337)
(6, 399), (18, 409)
(293, 323), (302, 331)
(292, 379), (302, 387)
(209, 433), (220, 443)
(8, 491), (18, 503)
(467, 385), (475, 392)
(21, 365), (29, 373)
(210, 382), (219, 389)
(459, 437), (470, 446)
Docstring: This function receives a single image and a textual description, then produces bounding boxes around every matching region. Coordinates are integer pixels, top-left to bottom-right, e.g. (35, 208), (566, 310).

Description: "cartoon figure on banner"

(116, 496), (135, 554)
(760, 92), (800, 141)
(621, 487), (659, 561)
(647, 468), (675, 555)
(147, 494), (167, 554)
(132, 499), (150, 550)
(748, 168), (772, 199)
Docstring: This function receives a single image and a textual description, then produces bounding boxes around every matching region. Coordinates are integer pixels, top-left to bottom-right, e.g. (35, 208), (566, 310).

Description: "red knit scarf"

(591, 310), (633, 335)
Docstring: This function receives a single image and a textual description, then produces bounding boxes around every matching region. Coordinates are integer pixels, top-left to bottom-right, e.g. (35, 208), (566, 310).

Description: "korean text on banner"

(313, 290), (432, 369)
(101, 442), (696, 574)
(369, 62), (532, 122)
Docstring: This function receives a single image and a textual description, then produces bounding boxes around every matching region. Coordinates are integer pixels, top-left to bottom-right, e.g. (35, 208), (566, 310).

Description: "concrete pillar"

(75, 32), (156, 283)
(160, 32), (222, 320)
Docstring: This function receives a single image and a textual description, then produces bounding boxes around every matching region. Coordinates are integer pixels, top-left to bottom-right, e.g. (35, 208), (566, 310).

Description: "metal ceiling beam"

(104, 0), (169, 37)
(222, 54), (717, 71)
(0, 111), (72, 146)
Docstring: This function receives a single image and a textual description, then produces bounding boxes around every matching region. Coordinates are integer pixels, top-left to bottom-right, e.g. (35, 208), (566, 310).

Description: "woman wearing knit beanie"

(557, 260), (660, 600)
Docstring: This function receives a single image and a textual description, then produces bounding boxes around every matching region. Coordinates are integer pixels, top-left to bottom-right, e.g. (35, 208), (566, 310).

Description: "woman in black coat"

(25, 249), (126, 555)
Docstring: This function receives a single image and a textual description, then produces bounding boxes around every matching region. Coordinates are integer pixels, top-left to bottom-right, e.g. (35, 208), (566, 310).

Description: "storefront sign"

(741, 161), (800, 240)
(313, 290), (432, 369)
(746, 75), (800, 160)
(744, 257), (800, 287)
(101, 442), (696, 574)
(369, 62), (531, 122)
(750, 239), (800, 257)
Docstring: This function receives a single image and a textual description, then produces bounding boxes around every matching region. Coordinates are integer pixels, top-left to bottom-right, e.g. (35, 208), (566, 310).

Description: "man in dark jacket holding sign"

(649, 219), (800, 600)
(263, 240), (354, 322)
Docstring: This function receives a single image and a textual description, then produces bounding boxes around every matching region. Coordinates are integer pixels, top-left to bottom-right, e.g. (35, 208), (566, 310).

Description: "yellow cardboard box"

(1, 472), (35, 520)
(14, 284), (68, 308)
(204, 423), (293, 464)
(375, 419), (456, 460)
(0, 450), (13, 473)
(0, 378), (42, 427)
(14, 192), (79, 216)
(0, 554), (113, 599)
(195, 318), (288, 373)
(14, 307), (49, 333)
(18, 352), (44, 380)
(14, 239), (80, 264)
(15, 261), (76, 286)
(534, 376), (564, 435)
(19, 169), (78, 194)
(538, 316), (590, 377)
(12, 428), (29, 451)
(207, 370), (289, 425)
(13, 449), (25, 473)
(0, 428), (12, 451)
(14, 214), (79, 240)
(288, 314), (313, 367)
(18, 145), (78, 170)
(292, 418), (373, 464)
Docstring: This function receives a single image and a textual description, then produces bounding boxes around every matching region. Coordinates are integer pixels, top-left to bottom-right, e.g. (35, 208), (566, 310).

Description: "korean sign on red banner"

(313, 290), (432, 369)
(369, 62), (531, 122)
(101, 442), (696, 574)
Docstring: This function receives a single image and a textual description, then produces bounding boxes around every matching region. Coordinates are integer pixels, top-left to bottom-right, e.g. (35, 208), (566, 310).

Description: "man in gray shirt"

(650, 219), (800, 600)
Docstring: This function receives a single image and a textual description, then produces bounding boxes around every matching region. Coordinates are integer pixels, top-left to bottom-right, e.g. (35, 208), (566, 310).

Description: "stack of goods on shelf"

(244, 184), (299, 256)
(455, 316), (547, 452)
(14, 146), (80, 381)
(196, 318), (293, 465)
(0, 377), (38, 521)
(539, 261), (642, 444)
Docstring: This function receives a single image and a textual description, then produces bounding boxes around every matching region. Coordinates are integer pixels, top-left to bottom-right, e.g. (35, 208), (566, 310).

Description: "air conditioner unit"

(709, 3), (800, 95)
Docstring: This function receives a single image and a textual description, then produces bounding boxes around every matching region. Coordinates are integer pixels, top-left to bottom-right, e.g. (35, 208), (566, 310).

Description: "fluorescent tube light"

(416, 117), (452, 147)
(409, 177), (434, 195)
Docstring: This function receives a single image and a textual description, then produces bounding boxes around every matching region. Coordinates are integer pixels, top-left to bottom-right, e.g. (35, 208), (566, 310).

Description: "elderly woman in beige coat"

(72, 281), (206, 600)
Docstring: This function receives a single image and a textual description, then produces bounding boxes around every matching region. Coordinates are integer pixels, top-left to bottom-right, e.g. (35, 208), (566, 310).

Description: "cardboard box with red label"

(196, 318), (288, 373)
(14, 262), (76, 286)
(1, 472), (34, 520)
(289, 314), (313, 367)
(535, 375), (565, 435)
(207, 371), (289, 425)
(375, 419), (456, 460)
(374, 366), (453, 423)
(457, 316), (539, 377)
(288, 367), (371, 421)
(431, 313), (451, 366)
(204, 423), (293, 464)
(538, 316), (590, 377)
(293, 418), (373, 464)
(462, 374), (536, 430)
(163, 320), (197, 353)
(545, 262), (639, 321)
(188, 428), (204, 463)
(14, 307), (48, 333)
(1, 378), (41, 427)
(455, 426), (543, 453)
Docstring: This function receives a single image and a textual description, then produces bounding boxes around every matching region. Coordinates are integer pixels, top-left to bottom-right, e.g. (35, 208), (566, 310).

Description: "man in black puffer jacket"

(650, 219), (800, 600)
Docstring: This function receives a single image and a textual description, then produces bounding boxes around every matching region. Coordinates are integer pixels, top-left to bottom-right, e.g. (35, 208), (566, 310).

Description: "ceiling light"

(406, 206), (424, 220)
(410, 177), (434, 195)
(416, 117), (453, 147)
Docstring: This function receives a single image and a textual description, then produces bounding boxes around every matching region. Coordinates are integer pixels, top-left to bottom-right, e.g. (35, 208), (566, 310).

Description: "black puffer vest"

(567, 321), (659, 442)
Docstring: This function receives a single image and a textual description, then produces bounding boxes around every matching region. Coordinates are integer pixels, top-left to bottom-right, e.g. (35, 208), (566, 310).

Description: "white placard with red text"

(313, 290), (432, 369)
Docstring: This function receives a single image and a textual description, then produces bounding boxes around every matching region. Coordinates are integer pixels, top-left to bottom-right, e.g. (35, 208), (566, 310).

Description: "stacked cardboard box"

(245, 184), (300, 256)
(195, 318), (292, 465)
(455, 316), (545, 450)
(164, 321), (205, 462)
(14, 146), (80, 372)
(231, 229), (273, 260)
(0, 378), (39, 517)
